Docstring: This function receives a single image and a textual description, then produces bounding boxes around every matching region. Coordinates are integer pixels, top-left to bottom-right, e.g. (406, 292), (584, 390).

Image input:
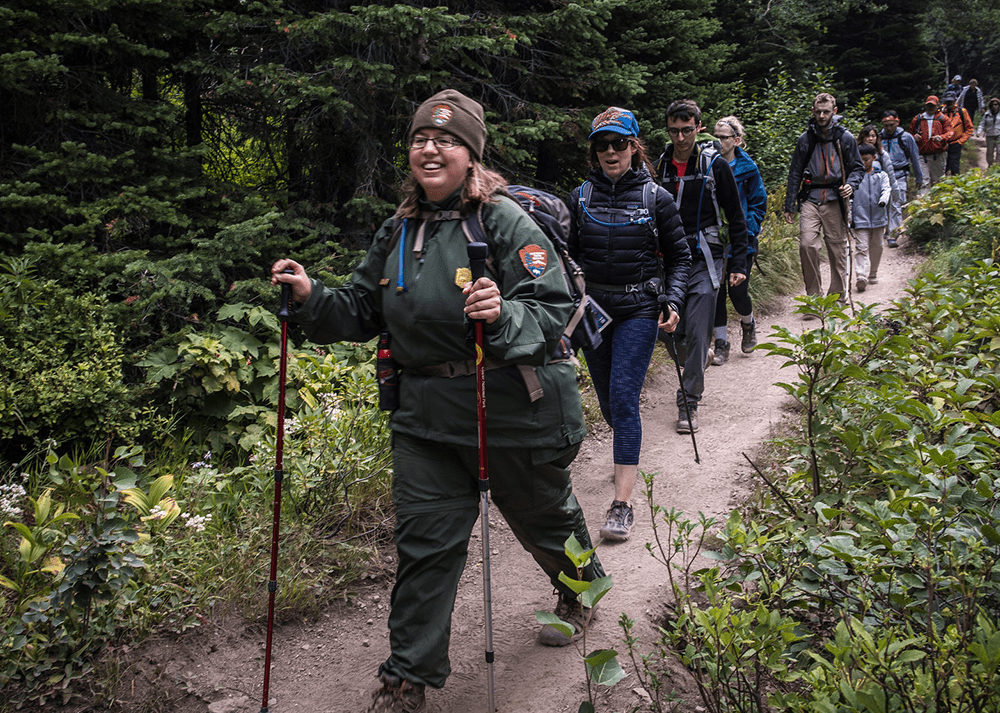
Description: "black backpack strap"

(642, 181), (658, 239)
(460, 205), (498, 276)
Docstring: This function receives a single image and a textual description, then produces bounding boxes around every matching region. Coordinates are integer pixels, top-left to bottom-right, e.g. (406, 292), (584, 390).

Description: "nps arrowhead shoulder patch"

(519, 244), (548, 278)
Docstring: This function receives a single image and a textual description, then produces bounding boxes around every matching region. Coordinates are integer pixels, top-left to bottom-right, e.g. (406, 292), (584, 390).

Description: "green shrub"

(0, 257), (140, 459)
(635, 262), (1000, 713)
(1, 448), (146, 708)
(906, 169), (1000, 275)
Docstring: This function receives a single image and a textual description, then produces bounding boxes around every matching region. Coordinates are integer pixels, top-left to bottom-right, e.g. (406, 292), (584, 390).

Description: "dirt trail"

(115, 141), (998, 712)
(118, 243), (923, 713)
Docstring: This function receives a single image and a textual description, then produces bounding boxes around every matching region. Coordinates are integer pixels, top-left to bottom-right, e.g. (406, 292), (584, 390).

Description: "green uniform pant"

(379, 432), (604, 689)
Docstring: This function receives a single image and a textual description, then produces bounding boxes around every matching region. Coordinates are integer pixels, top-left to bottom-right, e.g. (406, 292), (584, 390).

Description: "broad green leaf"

(579, 575), (613, 609)
(564, 532), (596, 568)
(534, 611), (574, 638)
(557, 572), (590, 594)
(585, 649), (625, 686)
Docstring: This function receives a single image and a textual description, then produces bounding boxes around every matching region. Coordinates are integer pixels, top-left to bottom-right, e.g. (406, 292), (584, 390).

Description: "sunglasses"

(593, 137), (632, 152)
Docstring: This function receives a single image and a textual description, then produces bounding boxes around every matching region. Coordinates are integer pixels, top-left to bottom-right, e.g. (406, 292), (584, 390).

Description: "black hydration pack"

(462, 185), (610, 354)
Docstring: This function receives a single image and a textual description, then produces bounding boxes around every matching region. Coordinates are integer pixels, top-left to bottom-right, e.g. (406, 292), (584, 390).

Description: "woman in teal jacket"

(272, 89), (603, 713)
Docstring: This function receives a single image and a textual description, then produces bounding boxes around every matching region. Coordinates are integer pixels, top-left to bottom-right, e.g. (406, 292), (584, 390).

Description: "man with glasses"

(878, 110), (924, 247)
(784, 92), (863, 306)
(655, 99), (748, 435)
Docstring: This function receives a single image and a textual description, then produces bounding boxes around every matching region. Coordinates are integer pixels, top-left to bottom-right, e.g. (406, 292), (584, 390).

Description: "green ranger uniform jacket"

(291, 191), (586, 450)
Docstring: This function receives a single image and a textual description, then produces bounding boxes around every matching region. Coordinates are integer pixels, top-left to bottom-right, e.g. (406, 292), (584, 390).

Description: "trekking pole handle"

(277, 268), (294, 322)
(657, 293), (670, 320)
(467, 242), (488, 283)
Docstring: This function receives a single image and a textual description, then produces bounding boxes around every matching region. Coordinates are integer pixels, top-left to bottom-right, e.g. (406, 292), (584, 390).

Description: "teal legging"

(379, 432), (604, 689)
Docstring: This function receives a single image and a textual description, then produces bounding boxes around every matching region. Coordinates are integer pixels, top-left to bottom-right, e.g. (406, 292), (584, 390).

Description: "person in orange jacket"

(909, 95), (954, 190)
(942, 90), (974, 176)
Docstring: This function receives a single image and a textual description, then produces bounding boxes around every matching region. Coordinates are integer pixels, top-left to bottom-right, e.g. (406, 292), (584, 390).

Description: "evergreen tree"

(824, 0), (937, 120)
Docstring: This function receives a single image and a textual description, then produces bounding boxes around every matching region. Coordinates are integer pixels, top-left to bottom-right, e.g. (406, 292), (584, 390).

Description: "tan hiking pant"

(799, 200), (848, 300)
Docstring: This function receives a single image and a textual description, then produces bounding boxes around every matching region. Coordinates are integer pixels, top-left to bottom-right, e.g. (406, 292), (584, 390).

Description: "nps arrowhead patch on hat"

(431, 104), (453, 126)
(519, 244), (547, 278)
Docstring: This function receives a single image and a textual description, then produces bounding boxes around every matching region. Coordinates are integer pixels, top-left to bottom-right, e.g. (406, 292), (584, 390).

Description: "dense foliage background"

(3, 2), (1000, 710)
(2, 0), (998, 461)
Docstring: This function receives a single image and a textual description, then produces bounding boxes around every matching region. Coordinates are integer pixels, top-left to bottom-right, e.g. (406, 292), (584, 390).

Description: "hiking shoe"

(712, 339), (730, 366)
(705, 344), (715, 368)
(887, 237), (899, 248)
(676, 406), (698, 434)
(869, 276), (878, 285)
(538, 593), (592, 647)
(856, 277), (867, 293)
(366, 672), (426, 713)
(740, 319), (757, 353)
(599, 500), (634, 541)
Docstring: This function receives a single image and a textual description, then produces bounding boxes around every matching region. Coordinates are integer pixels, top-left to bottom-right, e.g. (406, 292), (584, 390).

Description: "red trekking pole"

(467, 241), (496, 712)
(261, 270), (292, 713)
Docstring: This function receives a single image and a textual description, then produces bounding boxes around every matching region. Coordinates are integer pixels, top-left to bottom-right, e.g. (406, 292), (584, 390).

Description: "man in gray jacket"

(879, 110), (924, 247)
(784, 93), (864, 306)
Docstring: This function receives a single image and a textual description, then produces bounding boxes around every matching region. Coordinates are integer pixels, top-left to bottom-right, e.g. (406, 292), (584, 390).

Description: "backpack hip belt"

(586, 280), (645, 293)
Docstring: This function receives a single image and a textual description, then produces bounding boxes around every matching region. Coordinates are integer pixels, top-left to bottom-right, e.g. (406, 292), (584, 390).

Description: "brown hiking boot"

(366, 672), (426, 713)
(676, 406), (698, 434)
(538, 592), (593, 646)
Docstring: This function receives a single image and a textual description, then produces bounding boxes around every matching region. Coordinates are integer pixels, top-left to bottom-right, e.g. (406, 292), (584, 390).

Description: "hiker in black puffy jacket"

(567, 107), (691, 543)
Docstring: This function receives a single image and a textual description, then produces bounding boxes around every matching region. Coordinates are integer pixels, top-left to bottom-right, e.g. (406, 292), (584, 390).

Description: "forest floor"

(107, 140), (988, 713)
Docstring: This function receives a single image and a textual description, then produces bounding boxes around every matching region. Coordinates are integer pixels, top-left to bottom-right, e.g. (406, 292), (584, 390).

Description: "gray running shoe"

(366, 673), (426, 713)
(599, 500), (634, 541)
(538, 593), (593, 646)
(676, 406), (699, 434)
(712, 339), (730, 365)
(741, 319), (757, 353)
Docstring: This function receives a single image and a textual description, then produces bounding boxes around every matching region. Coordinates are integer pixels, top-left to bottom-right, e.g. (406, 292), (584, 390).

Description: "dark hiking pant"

(378, 433), (604, 689)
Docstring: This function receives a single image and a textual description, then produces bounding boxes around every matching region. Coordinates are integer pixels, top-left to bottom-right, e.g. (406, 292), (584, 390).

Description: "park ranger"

(272, 89), (604, 713)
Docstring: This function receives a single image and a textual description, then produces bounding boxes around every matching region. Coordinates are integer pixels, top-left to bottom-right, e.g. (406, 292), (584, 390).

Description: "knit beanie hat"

(409, 89), (486, 161)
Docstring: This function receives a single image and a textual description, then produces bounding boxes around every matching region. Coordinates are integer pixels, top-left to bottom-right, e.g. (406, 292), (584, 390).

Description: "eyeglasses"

(715, 133), (736, 140)
(593, 137), (632, 152)
(410, 135), (465, 150)
(667, 126), (697, 138)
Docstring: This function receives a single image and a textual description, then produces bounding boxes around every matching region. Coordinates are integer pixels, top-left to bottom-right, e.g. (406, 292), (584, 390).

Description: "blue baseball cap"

(589, 107), (640, 140)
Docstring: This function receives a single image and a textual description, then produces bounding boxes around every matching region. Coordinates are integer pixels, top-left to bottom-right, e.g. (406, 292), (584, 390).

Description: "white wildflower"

(183, 513), (212, 533)
(0, 482), (27, 520)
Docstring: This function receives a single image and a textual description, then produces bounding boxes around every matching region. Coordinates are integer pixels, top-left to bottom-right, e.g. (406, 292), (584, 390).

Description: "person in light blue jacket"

(852, 143), (892, 293)
(879, 110), (925, 247)
(710, 115), (767, 364)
